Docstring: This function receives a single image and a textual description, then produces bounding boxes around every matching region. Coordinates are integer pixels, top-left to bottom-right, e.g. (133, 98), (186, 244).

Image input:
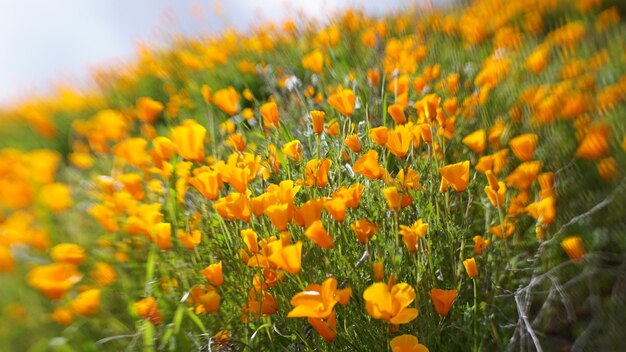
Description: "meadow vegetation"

(1, 0), (626, 351)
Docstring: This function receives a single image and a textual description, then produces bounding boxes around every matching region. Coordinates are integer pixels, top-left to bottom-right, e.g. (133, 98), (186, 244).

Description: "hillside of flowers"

(1, 0), (625, 350)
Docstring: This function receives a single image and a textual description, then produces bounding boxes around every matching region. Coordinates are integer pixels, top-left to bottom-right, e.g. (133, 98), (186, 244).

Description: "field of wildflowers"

(1, 0), (626, 350)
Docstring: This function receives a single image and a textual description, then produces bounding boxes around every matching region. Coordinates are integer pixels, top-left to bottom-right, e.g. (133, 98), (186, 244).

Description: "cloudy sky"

(0, 0), (431, 107)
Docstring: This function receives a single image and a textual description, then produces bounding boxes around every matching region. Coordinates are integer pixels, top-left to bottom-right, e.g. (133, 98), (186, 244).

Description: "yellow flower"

(390, 334), (429, 352)
(71, 288), (101, 316)
(260, 101), (280, 129)
(388, 103), (407, 125)
(561, 236), (585, 262)
(363, 282), (419, 324)
(201, 261), (224, 287)
(213, 87), (240, 115)
(439, 161), (470, 192)
(136, 97), (164, 123)
(282, 140), (303, 161)
(305, 220), (334, 249)
(90, 262), (117, 287)
(27, 263), (82, 300)
(462, 129), (486, 154)
(473, 235), (490, 255)
(50, 243), (86, 266)
(287, 277), (350, 319)
(170, 119), (206, 162)
(386, 125), (412, 158)
(134, 297), (162, 325)
(328, 89), (356, 117)
(302, 50), (324, 73)
(350, 219), (379, 244)
(353, 150), (383, 180)
(463, 257), (478, 279)
(509, 133), (538, 162)
(344, 134), (361, 153)
(399, 219), (428, 253)
(39, 183), (72, 213)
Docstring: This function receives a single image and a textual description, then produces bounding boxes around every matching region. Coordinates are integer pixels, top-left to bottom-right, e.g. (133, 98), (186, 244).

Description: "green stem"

(473, 278), (478, 352)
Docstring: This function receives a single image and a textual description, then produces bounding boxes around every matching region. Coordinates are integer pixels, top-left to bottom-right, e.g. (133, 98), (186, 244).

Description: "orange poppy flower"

(90, 262), (117, 287)
(267, 240), (302, 274)
(383, 186), (412, 211)
(344, 134), (361, 153)
(113, 138), (148, 167)
(575, 122), (611, 160)
(350, 218), (379, 244)
(327, 119), (340, 136)
(227, 133), (246, 152)
(261, 101), (280, 129)
(353, 150), (383, 179)
(288, 277), (349, 319)
(305, 220), (334, 249)
(561, 236), (585, 261)
(282, 140), (303, 161)
(526, 196), (556, 225)
(297, 198), (324, 227)
(244, 287), (278, 320)
(370, 126), (389, 146)
(302, 49), (324, 73)
(473, 235), (490, 255)
(386, 125), (412, 158)
(390, 334), (429, 352)
(399, 219), (428, 253)
(50, 243), (86, 265)
(504, 160), (542, 191)
(213, 87), (240, 115)
(484, 170), (506, 207)
(250, 192), (275, 217)
(213, 192), (251, 222)
(136, 97), (163, 123)
(439, 160), (470, 192)
(489, 220), (515, 238)
(372, 261), (385, 281)
(170, 119), (206, 162)
(463, 257), (478, 279)
(189, 170), (222, 200)
(240, 228), (259, 254)
(462, 129), (486, 154)
(509, 133), (538, 161)
(328, 89), (356, 117)
(429, 288), (458, 316)
(134, 297), (162, 325)
(324, 197), (347, 222)
(27, 263), (82, 300)
(265, 203), (292, 231)
(333, 183), (365, 209)
(525, 45), (550, 74)
(305, 158), (332, 187)
(193, 285), (221, 314)
(178, 229), (201, 250)
(201, 261), (223, 287)
(201, 85), (211, 103)
(71, 289), (101, 317)
(363, 281), (419, 324)
(51, 307), (73, 325)
(308, 311), (337, 343)
(151, 136), (176, 166)
(396, 168), (422, 191)
(388, 103), (407, 125)
(154, 222), (172, 250)
(310, 110), (325, 135)
(597, 157), (618, 183)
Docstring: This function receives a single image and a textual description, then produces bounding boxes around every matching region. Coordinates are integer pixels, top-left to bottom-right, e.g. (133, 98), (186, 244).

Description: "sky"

(0, 0), (430, 107)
